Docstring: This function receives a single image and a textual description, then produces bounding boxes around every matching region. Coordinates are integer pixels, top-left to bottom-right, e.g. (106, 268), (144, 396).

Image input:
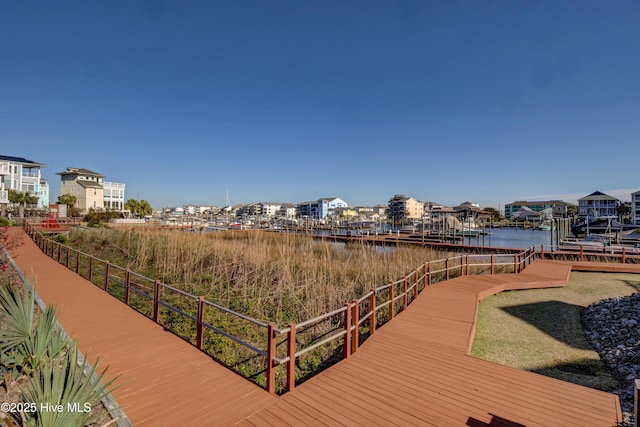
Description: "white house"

(577, 191), (619, 218)
(260, 202), (282, 217)
(0, 154), (49, 209)
(103, 181), (126, 211)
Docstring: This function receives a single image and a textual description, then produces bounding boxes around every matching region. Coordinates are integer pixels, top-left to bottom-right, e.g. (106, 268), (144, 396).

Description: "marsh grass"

(64, 227), (446, 390)
(67, 228), (444, 324)
(471, 271), (640, 391)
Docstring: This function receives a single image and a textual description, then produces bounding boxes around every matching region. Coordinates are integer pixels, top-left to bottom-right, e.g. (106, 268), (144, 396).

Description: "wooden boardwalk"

(7, 228), (632, 426)
(239, 260), (623, 427)
(7, 228), (276, 426)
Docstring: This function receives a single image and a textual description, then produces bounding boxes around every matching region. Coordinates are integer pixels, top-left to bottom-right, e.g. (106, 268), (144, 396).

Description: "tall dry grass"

(68, 228), (444, 324)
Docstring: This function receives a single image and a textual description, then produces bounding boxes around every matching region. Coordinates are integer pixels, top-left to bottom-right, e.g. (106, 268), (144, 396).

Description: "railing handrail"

(22, 219), (548, 395)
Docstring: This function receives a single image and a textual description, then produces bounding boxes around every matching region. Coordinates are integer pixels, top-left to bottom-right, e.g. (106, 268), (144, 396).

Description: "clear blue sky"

(2, 1), (639, 209)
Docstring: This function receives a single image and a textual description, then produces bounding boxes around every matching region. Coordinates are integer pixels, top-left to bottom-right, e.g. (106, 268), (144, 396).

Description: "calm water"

(460, 227), (552, 249)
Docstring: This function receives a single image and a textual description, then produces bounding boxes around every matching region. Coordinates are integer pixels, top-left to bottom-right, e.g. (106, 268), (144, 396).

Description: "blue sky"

(2, 1), (639, 209)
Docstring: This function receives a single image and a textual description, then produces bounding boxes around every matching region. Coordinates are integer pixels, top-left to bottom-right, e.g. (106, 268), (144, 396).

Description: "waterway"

(458, 227), (553, 249)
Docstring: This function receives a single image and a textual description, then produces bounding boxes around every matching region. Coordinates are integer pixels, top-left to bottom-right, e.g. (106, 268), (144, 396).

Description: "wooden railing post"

(287, 323), (296, 392)
(343, 302), (352, 359)
(580, 245), (584, 262)
(541, 245), (545, 260)
(423, 263), (428, 288)
(466, 254), (470, 275)
(622, 247), (627, 264)
(491, 254), (495, 274)
(75, 250), (80, 274)
(389, 283), (395, 321)
(196, 296), (204, 349)
(369, 290), (376, 335)
(513, 254), (518, 273)
(124, 268), (131, 305)
(351, 299), (359, 354)
(427, 262), (432, 285)
(57, 242), (62, 263)
(445, 258), (449, 280)
(88, 257), (93, 283)
(402, 278), (408, 308)
(104, 261), (110, 292)
(153, 280), (161, 322)
(65, 246), (70, 268)
(266, 322), (277, 394)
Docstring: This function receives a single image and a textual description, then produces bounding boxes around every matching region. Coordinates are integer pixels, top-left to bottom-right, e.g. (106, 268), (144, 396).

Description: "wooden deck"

(239, 260), (624, 426)
(7, 228), (276, 426)
(6, 228), (632, 426)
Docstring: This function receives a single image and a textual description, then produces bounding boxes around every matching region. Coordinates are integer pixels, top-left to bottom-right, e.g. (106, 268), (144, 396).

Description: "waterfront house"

(278, 203), (296, 218)
(260, 202), (282, 217)
(577, 191), (619, 219)
(295, 197), (348, 219)
(104, 181), (125, 211)
(387, 195), (424, 223)
(510, 206), (543, 221)
(0, 154), (49, 209)
(504, 200), (570, 219)
(58, 167), (125, 213)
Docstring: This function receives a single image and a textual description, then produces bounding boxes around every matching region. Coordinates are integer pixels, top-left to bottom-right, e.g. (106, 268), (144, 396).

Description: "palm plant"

(23, 345), (117, 427)
(0, 283), (67, 378)
(7, 190), (37, 219)
(0, 281), (119, 426)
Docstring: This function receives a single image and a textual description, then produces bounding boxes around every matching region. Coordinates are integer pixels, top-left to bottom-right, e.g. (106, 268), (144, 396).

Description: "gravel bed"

(583, 293), (640, 427)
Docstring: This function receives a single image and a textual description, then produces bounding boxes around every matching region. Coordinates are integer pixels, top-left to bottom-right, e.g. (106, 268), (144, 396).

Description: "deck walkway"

(7, 228), (276, 426)
(239, 260), (624, 426)
(6, 228), (633, 426)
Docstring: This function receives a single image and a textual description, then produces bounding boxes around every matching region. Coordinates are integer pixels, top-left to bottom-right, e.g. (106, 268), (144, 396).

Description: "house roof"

(0, 154), (46, 168)
(77, 180), (104, 189)
(508, 200), (567, 205)
(57, 167), (104, 177)
(578, 191), (618, 201)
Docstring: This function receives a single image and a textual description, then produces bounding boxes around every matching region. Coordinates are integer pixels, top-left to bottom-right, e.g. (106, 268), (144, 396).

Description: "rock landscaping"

(583, 293), (640, 426)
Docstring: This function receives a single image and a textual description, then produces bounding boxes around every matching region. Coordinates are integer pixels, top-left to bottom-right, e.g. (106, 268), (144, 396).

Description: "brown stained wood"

(347, 353), (614, 425)
(7, 228), (276, 426)
(260, 399), (333, 427)
(309, 374), (429, 426)
(275, 395), (349, 427)
(7, 228), (626, 427)
(243, 258), (623, 427)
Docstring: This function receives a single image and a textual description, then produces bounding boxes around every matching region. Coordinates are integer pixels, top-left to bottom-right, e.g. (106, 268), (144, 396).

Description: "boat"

(561, 234), (612, 248)
(457, 217), (480, 236)
(538, 219), (552, 231)
(571, 216), (637, 236)
(560, 236), (640, 254)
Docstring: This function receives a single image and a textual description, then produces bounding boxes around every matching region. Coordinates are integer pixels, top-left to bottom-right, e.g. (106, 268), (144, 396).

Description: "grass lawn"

(471, 271), (640, 391)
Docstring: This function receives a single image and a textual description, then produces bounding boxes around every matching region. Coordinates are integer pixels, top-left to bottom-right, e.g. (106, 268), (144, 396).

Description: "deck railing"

(538, 244), (640, 264)
(24, 220), (537, 394)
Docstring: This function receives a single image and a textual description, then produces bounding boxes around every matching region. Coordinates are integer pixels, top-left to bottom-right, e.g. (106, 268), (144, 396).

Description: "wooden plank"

(7, 228), (277, 427)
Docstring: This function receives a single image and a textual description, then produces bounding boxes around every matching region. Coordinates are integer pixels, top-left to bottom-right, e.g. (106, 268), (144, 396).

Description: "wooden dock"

(6, 227), (629, 426)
